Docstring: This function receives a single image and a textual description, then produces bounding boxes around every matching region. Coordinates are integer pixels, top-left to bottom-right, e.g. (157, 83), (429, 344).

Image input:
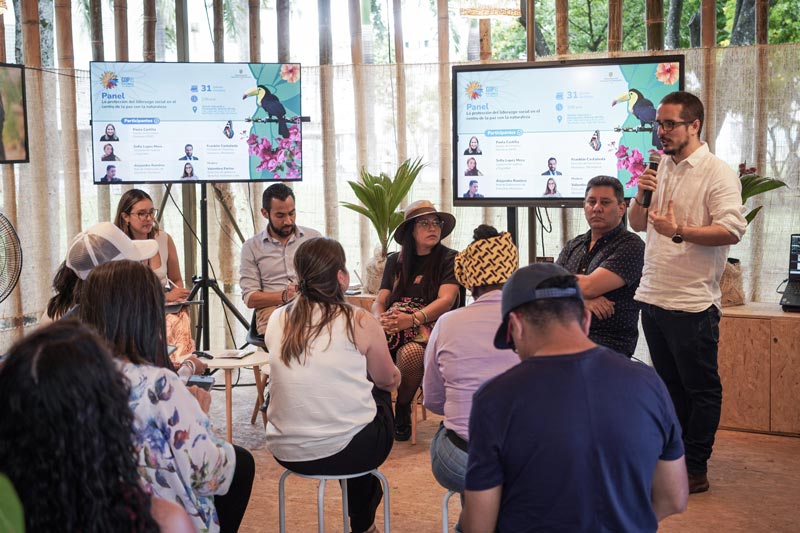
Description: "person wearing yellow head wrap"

(422, 225), (520, 530)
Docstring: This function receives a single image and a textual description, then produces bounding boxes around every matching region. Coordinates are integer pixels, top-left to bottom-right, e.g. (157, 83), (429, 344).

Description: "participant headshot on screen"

(101, 143), (120, 161)
(463, 136), (482, 155)
(464, 157), (482, 176)
(543, 177), (561, 197)
(181, 162), (198, 180)
(179, 144), (198, 160)
(100, 123), (118, 142)
(100, 164), (122, 183)
(462, 180), (484, 198)
(542, 157), (562, 176)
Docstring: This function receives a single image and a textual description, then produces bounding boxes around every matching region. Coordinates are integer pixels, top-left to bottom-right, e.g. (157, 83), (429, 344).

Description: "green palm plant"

(341, 158), (426, 257)
(738, 163), (788, 224)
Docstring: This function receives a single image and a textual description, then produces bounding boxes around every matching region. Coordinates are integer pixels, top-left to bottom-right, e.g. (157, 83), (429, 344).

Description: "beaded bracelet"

(419, 309), (429, 323)
(281, 289), (288, 304)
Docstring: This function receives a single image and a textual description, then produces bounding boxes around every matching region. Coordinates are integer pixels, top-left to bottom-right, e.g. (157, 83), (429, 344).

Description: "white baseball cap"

(65, 222), (159, 280)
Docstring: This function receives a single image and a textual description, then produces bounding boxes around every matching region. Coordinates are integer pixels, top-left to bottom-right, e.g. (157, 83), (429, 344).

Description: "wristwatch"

(671, 225), (684, 244)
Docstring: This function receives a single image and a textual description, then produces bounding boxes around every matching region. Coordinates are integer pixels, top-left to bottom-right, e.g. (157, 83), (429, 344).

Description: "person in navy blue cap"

(463, 263), (688, 533)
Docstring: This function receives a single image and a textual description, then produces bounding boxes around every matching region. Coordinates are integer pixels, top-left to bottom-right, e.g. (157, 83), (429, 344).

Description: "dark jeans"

(276, 388), (394, 533)
(641, 303), (722, 474)
(216, 444), (256, 532)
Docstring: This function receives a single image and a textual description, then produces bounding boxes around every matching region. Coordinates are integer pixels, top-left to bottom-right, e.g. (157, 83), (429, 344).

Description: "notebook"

(779, 234), (800, 310)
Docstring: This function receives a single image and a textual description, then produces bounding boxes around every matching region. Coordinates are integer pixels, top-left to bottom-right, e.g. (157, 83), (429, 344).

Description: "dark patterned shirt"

(557, 224), (645, 355)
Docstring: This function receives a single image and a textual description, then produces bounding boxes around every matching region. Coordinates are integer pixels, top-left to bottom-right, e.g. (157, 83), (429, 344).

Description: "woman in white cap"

(373, 199), (461, 441)
(44, 221), (160, 323)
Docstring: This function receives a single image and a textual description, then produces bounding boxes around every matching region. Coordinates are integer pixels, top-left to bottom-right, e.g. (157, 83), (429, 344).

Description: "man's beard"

(269, 219), (295, 238)
(662, 137), (688, 156)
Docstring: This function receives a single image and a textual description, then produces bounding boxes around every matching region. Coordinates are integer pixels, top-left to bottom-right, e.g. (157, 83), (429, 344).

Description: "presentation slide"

(90, 62), (302, 184)
(453, 57), (683, 204)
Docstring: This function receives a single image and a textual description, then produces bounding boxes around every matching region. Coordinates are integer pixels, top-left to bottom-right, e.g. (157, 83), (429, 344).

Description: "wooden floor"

(208, 370), (800, 532)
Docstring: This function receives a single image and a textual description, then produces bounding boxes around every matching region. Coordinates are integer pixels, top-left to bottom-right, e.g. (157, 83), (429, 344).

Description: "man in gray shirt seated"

(239, 183), (321, 334)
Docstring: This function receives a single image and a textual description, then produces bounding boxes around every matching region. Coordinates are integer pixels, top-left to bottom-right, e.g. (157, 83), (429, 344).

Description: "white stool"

(278, 468), (391, 533)
(442, 490), (457, 533)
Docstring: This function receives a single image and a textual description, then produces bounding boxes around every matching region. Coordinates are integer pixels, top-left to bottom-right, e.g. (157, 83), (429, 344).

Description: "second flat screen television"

(90, 62), (302, 184)
(453, 55), (684, 206)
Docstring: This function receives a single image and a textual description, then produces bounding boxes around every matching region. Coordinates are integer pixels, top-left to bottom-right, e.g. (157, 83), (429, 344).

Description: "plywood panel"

(770, 318), (800, 434)
(718, 316), (771, 432)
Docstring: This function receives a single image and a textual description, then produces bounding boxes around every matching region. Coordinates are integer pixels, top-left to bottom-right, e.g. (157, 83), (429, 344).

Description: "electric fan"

(0, 212), (22, 304)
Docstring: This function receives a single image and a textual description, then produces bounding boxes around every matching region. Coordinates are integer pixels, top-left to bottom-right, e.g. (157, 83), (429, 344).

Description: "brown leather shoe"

(688, 472), (709, 494)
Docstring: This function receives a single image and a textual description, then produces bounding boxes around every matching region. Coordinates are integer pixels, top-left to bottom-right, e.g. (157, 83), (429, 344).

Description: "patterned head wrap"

(454, 231), (518, 291)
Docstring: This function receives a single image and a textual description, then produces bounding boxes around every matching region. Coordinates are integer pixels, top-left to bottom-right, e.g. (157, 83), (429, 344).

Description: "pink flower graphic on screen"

(610, 142), (660, 188)
(655, 62), (680, 85)
(246, 123), (302, 180)
(280, 64), (301, 83)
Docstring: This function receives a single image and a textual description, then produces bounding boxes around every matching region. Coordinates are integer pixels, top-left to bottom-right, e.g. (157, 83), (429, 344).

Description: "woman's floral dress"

(122, 363), (235, 533)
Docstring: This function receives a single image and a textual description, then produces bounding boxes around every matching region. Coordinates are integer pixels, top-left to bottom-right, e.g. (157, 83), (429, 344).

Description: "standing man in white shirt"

(239, 183), (322, 334)
(629, 91), (746, 495)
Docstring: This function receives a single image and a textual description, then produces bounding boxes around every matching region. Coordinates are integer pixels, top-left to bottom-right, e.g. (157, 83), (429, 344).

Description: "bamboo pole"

(22, 0), (58, 326)
(54, 0), (82, 239)
(248, 0), (266, 230)
(0, 15), (22, 344)
(89, 0), (111, 222)
(348, 0), (371, 277)
(393, 0), (408, 169)
(608, 0), (623, 53)
(555, 0), (568, 56)
(249, 0), (260, 61)
(436, 0), (452, 231)
(143, 0), (156, 61)
(114, 0), (128, 61)
(277, 0), (290, 63)
(319, 0), (338, 239)
(526, 0), (536, 264)
(701, 0), (716, 152)
(645, 0), (664, 50)
(479, 19), (491, 60)
(749, 0), (770, 300)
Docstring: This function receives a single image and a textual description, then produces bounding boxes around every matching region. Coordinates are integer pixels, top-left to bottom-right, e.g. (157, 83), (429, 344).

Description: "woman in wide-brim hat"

(373, 200), (461, 442)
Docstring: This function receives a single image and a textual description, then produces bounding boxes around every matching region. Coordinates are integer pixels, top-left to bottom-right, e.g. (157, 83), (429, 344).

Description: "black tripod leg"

(207, 280), (249, 328)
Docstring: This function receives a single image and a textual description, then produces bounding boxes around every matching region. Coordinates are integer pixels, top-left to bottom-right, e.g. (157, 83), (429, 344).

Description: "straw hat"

(392, 200), (456, 244)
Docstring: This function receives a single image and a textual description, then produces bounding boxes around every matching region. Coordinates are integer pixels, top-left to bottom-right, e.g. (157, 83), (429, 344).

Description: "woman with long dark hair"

(373, 200), (460, 441)
(0, 321), (193, 532)
(181, 162), (197, 180)
(266, 237), (400, 533)
(114, 188), (195, 359)
(80, 260), (254, 533)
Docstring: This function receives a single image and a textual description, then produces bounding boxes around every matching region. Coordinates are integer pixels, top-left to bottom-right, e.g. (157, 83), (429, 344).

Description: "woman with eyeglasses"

(372, 200), (461, 441)
(114, 189), (194, 359)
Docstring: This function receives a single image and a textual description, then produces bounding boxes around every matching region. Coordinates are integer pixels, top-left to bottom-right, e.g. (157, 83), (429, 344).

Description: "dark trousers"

(216, 444), (256, 533)
(276, 388), (394, 533)
(641, 303), (722, 474)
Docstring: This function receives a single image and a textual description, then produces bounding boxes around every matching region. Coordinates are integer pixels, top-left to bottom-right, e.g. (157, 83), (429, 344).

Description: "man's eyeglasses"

(416, 219), (443, 230)
(131, 208), (159, 220)
(655, 119), (693, 132)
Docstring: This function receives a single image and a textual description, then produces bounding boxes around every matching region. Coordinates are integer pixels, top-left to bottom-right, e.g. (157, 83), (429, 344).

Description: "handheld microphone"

(641, 153), (661, 208)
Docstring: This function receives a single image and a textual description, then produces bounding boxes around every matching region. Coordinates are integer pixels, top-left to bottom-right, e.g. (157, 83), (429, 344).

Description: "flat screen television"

(452, 55), (684, 206)
(0, 62), (29, 164)
(89, 62), (302, 184)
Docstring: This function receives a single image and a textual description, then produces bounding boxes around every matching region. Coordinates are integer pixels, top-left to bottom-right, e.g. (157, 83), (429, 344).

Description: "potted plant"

(341, 158), (426, 293)
(722, 162), (788, 306)
(739, 162), (787, 224)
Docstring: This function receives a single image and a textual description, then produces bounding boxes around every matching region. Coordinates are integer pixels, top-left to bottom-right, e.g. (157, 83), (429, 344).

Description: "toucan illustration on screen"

(612, 89), (661, 149)
(243, 85), (290, 138)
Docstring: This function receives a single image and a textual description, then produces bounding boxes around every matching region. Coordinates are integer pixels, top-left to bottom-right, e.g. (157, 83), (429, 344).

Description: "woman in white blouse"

(266, 237), (401, 533)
